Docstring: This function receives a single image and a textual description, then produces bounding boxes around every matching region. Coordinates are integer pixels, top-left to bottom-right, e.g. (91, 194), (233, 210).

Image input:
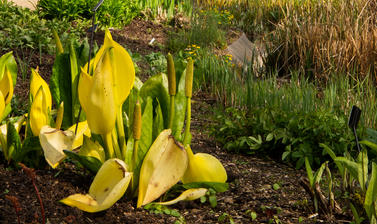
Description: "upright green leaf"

(140, 73), (169, 128)
(69, 40), (80, 121)
(313, 162), (327, 185)
(6, 122), (21, 161)
(358, 149), (369, 192)
(335, 157), (359, 186)
(365, 162), (377, 219)
(304, 157), (314, 186)
(172, 69), (187, 141)
(153, 100), (164, 140)
(321, 143), (344, 174)
(50, 53), (73, 128)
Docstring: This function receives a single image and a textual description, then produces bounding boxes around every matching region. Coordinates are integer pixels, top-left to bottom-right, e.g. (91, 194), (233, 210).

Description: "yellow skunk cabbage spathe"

(30, 68), (52, 110)
(79, 49), (116, 134)
(156, 188), (208, 205)
(0, 66), (14, 105)
(30, 87), (49, 136)
(68, 120), (91, 149)
(87, 29), (135, 107)
(182, 145), (227, 184)
(137, 129), (188, 207)
(39, 125), (75, 168)
(60, 159), (132, 213)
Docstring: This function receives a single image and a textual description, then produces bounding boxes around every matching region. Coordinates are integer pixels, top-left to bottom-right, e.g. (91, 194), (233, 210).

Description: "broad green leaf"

(320, 143), (344, 174)
(50, 53), (73, 128)
(6, 121), (21, 161)
(64, 150), (102, 173)
(182, 182), (229, 193)
(335, 157), (359, 185)
(69, 40), (81, 121)
(172, 69), (187, 141)
(360, 140), (377, 153)
(132, 97), (153, 192)
(60, 158), (132, 212)
(0, 52), (17, 86)
(365, 162), (377, 219)
(140, 73), (169, 128)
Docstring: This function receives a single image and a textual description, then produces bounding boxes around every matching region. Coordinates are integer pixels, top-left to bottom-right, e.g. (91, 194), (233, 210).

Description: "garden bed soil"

(1, 19), (346, 223)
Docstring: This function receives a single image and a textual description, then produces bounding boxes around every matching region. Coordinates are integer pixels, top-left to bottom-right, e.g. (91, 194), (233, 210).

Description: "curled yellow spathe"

(60, 159), (132, 212)
(30, 68), (52, 110)
(78, 49), (116, 135)
(0, 66), (13, 104)
(182, 145), (227, 184)
(39, 125), (75, 168)
(30, 87), (49, 136)
(86, 29), (135, 108)
(68, 120), (91, 149)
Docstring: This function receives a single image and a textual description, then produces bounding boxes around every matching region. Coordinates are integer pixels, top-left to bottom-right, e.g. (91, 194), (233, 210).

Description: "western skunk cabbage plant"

(41, 30), (227, 212)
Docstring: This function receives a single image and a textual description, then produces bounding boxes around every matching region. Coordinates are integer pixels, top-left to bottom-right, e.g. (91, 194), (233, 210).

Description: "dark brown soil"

(0, 19), (344, 224)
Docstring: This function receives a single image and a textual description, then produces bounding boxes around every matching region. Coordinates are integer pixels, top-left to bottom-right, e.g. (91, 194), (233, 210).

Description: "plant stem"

(116, 106), (126, 158)
(183, 97), (191, 146)
(111, 128), (122, 159)
(103, 132), (114, 159)
(168, 95), (175, 129)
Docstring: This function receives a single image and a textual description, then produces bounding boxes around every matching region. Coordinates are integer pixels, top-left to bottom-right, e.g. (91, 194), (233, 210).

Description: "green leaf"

(320, 143), (344, 175)
(17, 136), (42, 162)
(153, 100), (164, 141)
(123, 78), (143, 138)
(304, 157), (314, 186)
(6, 122), (21, 161)
(172, 69), (187, 141)
(313, 162), (327, 185)
(69, 40), (81, 122)
(209, 194), (217, 207)
(365, 163), (377, 219)
(182, 182), (229, 193)
(0, 51), (17, 86)
(50, 53), (73, 128)
(357, 149), (368, 192)
(139, 73), (169, 128)
(335, 157), (359, 184)
(64, 150), (102, 173)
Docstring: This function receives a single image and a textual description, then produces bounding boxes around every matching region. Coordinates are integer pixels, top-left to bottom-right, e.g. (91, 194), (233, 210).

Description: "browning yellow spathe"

(39, 125), (75, 168)
(60, 159), (132, 212)
(156, 188), (208, 205)
(137, 129), (188, 207)
(68, 120), (91, 149)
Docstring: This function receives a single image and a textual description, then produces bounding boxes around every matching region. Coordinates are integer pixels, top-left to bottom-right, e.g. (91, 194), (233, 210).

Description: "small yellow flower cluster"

(185, 44), (201, 57)
(224, 54), (233, 63)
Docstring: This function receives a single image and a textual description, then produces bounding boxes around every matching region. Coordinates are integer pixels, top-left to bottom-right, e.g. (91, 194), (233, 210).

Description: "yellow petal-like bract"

(182, 145), (227, 184)
(30, 68), (52, 110)
(30, 87), (49, 136)
(156, 188), (208, 205)
(68, 120), (91, 149)
(137, 129), (188, 207)
(60, 159), (132, 212)
(78, 50), (116, 134)
(0, 91), (5, 120)
(79, 136), (106, 163)
(0, 66), (13, 104)
(39, 125), (75, 168)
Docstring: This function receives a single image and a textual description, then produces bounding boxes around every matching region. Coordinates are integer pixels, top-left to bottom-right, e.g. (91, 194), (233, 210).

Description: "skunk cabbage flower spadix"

(30, 87), (49, 136)
(30, 68), (52, 110)
(137, 129), (188, 208)
(182, 145), (227, 184)
(0, 66), (13, 104)
(39, 125), (75, 168)
(68, 121), (91, 149)
(78, 49), (116, 135)
(156, 188), (208, 205)
(60, 159), (132, 213)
